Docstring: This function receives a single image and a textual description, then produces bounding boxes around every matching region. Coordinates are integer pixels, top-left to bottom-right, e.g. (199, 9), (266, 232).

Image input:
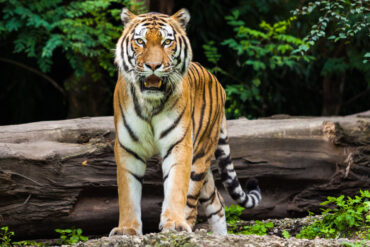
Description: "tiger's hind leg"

(184, 154), (213, 230)
(199, 169), (227, 235)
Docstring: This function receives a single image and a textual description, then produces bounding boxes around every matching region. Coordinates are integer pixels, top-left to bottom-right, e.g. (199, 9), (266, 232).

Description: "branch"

(343, 88), (370, 107)
(214, 67), (247, 86)
(0, 57), (66, 96)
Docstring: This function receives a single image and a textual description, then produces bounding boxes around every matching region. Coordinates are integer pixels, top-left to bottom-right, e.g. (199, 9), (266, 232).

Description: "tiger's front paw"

(109, 226), (140, 236)
(161, 220), (192, 232)
(160, 214), (192, 232)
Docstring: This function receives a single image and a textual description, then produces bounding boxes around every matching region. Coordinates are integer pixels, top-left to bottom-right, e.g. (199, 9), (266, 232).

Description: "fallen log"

(0, 112), (369, 239)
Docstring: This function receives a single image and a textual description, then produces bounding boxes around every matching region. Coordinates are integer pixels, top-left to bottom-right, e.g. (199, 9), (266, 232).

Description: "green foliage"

(203, 41), (221, 69)
(223, 11), (312, 69)
(225, 204), (245, 222)
(0, 226), (43, 247)
(282, 230), (291, 239)
(297, 190), (370, 239)
(365, 52), (370, 64)
(343, 240), (368, 247)
(240, 220), (274, 236)
(225, 204), (274, 236)
(226, 192), (369, 239)
(321, 57), (350, 76)
(12, 240), (44, 247)
(0, 0), (113, 73)
(1, 226), (88, 246)
(55, 227), (88, 245)
(0, 0), (145, 86)
(0, 226), (14, 247)
(225, 204), (245, 232)
(291, 0), (370, 62)
(203, 9), (313, 118)
(200, 1), (369, 119)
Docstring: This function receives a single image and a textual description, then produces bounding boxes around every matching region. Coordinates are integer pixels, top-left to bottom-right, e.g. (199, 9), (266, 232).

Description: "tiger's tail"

(214, 116), (262, 209)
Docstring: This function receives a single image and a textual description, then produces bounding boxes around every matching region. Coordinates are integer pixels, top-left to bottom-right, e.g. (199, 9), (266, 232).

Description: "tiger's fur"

(110, 8), (261, 236)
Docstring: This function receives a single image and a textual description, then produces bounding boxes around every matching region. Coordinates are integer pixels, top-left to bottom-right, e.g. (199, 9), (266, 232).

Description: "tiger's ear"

(171, 8), (190, 29)
(120, 8), (136, 27)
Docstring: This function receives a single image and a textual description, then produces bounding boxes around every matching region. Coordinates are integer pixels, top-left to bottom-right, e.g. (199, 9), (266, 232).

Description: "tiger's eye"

(163, 39), (172, 46)
(136, 38), (144, 45)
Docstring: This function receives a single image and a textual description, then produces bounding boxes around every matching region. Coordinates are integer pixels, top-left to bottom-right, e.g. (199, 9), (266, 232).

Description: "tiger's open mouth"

(140, 75), (166, 92)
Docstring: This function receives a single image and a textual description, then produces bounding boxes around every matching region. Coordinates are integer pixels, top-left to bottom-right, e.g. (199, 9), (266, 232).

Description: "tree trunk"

(65, 71), (112, 119)
(321, 72), (346, 116)
(0, 112), (369, 239)
(321, 40), (346, 116)
(150, 0), (174, 14)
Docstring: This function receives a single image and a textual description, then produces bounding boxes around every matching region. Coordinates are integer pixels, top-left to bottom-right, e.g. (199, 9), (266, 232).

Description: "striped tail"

(215, 117), (262, 209)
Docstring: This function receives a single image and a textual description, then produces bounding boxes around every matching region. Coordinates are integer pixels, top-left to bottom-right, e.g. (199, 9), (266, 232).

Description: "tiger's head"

(115, 8), (192, 100)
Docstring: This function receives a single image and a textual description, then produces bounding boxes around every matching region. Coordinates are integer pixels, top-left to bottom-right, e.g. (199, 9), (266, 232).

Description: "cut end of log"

(322, 121), (344, 145)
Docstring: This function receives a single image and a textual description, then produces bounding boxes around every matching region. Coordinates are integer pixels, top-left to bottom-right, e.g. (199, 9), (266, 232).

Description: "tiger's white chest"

(117, 100), (186, 160)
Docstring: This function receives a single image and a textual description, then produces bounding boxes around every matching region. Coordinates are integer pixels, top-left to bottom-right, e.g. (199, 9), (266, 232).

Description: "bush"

(55, 227), (89, 245)
(0, 226), (14, 247)
(225, 204), (275, 235)
(0, 0), (126, 77)
(297, 190), (370, 239)
(202, 0), (369, 118)
(203, 10), (313, 118)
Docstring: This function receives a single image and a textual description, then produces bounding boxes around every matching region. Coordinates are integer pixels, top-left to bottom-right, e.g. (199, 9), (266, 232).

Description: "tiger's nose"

(145, 62), (162, 71)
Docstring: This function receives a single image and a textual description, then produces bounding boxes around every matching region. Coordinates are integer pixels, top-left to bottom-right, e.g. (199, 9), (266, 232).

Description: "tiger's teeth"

(158, 80), (162, 87)
(144, 81), (149, 87)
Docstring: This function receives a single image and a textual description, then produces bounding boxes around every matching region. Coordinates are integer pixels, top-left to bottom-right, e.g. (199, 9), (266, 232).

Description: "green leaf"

(282, 230), (291, 239)
(231, 9), (240, 19)
(265, 222), (274, 228)
(70, 235), (79, 243)
(5, 18), (23, 31)
(80, 236), (89, 241)
(252, 78), (261, 87)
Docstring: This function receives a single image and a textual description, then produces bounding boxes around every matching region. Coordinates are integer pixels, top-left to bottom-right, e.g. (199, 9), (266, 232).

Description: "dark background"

(0, 0), (369, 125)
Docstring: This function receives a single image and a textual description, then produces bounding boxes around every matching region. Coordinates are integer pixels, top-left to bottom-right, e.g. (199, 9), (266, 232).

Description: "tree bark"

(321, 72), (346, 116)
(321, 41), (346, 116)
(65, 71), (112, 119)
(0, 112), (369, 239)
(149, 0), (174, 14)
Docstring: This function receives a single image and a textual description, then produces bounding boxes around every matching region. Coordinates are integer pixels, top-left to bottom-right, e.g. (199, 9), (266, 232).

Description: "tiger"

(110, 8), (262, 236)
